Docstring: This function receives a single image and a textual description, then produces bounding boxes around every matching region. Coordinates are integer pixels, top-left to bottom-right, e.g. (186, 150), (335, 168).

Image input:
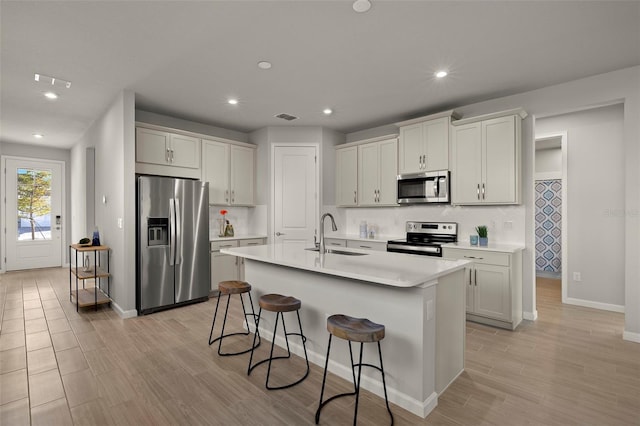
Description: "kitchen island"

(222, 242), (469, 418)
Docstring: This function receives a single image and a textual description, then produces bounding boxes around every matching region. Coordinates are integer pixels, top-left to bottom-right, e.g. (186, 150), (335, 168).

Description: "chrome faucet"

(319, 213), (338, 254)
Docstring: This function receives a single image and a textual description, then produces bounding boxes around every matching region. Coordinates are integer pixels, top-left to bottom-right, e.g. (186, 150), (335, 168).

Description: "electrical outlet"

(573, 272), (582, 282)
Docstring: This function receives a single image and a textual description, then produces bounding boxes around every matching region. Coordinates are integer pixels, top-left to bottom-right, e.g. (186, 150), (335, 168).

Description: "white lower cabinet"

(210, 240), (239, 291)
(323, 238), (387, 252)
(345, 240), (387, 251)
(443, 247), (522, 330)
(323, 238), (347, 248)
(210, 238), (266, 290)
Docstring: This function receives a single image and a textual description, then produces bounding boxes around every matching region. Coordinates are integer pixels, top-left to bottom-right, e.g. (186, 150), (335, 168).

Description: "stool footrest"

(209, 331), (261, 356)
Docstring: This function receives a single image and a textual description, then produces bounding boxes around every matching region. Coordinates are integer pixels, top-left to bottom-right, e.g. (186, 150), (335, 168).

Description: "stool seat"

(327, 314), (385, 343)
(219, 280), (251, 295)
(259, 294), (301, 312)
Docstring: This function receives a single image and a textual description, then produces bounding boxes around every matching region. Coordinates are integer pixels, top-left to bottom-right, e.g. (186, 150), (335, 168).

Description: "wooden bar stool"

(247, 293), (310, 390)
(315, 314), (393, 426)
(208, 280), (260, 356)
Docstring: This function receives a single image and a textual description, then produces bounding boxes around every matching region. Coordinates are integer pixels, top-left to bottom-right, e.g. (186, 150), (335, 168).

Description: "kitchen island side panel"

(244, 259), (447, 418)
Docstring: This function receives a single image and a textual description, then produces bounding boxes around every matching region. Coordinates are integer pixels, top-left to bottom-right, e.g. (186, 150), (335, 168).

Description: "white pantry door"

(273, 145), (318, 245)
(3, 157), (63, 270)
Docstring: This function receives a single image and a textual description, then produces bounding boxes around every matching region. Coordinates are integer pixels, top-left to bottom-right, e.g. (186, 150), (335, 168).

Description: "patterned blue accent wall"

(535, 180), (562, 273)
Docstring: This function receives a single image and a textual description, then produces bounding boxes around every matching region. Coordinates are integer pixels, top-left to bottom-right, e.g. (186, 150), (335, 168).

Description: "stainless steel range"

(387, 221), (458, 257)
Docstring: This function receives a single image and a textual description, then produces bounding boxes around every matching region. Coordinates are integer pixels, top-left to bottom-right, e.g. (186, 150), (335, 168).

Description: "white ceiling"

(1, 1), (639, 149)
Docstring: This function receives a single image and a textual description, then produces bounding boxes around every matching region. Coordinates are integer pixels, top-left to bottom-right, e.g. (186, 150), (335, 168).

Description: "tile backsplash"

(209, 204), (267, 236)
(338, 204), (525, 243)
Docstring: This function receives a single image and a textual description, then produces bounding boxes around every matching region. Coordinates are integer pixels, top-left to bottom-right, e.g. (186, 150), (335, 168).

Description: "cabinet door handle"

(423, 155), (427, 169)
(231, 190), (235, 203)
(354, 190), (357, 204)
(418, 155), (422, 169)
(360, 245), (372, 249)
(469, 269), (472, 286)
(275, 232), (285, 236)
(171, 149), (175, 162)
(464, 255), (483, 260)
(166, 148), (170, 162)
(482, 183), (485, 200)
(225, 190), (229, 202)
(475, 269), (477, 286)
(477, 184), (480, 200)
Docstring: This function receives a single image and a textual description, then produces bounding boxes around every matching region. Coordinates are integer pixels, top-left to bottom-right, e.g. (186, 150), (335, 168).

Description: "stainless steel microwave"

(397, 170), (450, 204)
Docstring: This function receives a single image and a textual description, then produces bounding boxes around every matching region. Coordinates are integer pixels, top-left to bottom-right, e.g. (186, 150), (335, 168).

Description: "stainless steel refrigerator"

(136, 175), (210, 315)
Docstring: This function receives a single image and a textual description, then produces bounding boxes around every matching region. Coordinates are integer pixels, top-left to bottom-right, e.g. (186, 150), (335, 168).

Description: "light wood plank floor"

(1, 270), (639, 425)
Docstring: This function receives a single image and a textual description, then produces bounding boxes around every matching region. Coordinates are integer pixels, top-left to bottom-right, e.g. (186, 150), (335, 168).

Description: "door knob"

(275, 232), (285, 236)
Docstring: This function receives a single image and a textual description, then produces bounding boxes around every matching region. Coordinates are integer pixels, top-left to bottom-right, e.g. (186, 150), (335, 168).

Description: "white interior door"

(273, 145), (318, 244)
(3, 157), (63, 271)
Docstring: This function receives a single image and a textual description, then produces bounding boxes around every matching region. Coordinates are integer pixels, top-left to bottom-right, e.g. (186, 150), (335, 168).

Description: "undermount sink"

(305, 247), (368, 256)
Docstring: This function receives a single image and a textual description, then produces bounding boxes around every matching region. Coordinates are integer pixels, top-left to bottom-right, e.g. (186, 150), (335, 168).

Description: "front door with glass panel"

(3, 158), (63, 270)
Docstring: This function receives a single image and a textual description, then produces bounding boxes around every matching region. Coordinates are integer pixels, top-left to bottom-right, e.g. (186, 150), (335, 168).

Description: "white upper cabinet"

(451, 110), (524, 205)
(230, 145), (255, 206)
(135, 126), (201, 179)
(397, 111), (457, 174)
(335, 146), (358, 207)
(136, 127), (199, 169)
(202, 138), (255, 206)
(202, 140), (230, 204)
(358, 138), (398, 206)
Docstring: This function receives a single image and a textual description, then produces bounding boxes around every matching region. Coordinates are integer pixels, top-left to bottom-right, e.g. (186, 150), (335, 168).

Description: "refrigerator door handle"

(169, 198), (176, 266)
(174, 197), (182, 265)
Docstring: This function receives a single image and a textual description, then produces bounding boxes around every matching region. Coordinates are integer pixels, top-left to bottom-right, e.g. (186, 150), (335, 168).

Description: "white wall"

(135, 110), (248, 143)
(344, 65), (640, 341)
(0, 142), (72, 266)
(535, 147), (561, 174)
(71, 90), (137, 317)
(536, 104), (625, 308)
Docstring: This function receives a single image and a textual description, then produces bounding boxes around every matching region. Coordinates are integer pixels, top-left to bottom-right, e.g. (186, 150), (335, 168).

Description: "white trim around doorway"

(0, 155), (67, 272)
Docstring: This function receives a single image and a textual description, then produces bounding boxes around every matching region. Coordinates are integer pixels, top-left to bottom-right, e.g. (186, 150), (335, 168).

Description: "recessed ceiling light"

(257, 61), (272, 70)
(353, 0), (371, 13)
(33, 133), (44, 139)
(323, 108), (333, 115)
(435, 70), (448, 78)
(44, 91), (58, 100)
(228, 99), (238, 105)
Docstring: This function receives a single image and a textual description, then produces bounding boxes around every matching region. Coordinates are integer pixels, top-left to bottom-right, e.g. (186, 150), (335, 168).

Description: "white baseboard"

(565, 297), (624, 313)
(111, 301), (138, 319)
(623, 331), (640, 344)
(523, 310), (538, 321)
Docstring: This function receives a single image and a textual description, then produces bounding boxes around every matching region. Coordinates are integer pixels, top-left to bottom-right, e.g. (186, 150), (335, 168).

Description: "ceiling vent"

(275, 113), (298, 121)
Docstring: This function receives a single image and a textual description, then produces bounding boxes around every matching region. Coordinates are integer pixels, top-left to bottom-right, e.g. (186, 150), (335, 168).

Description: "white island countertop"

(222, 242), (469, 288)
